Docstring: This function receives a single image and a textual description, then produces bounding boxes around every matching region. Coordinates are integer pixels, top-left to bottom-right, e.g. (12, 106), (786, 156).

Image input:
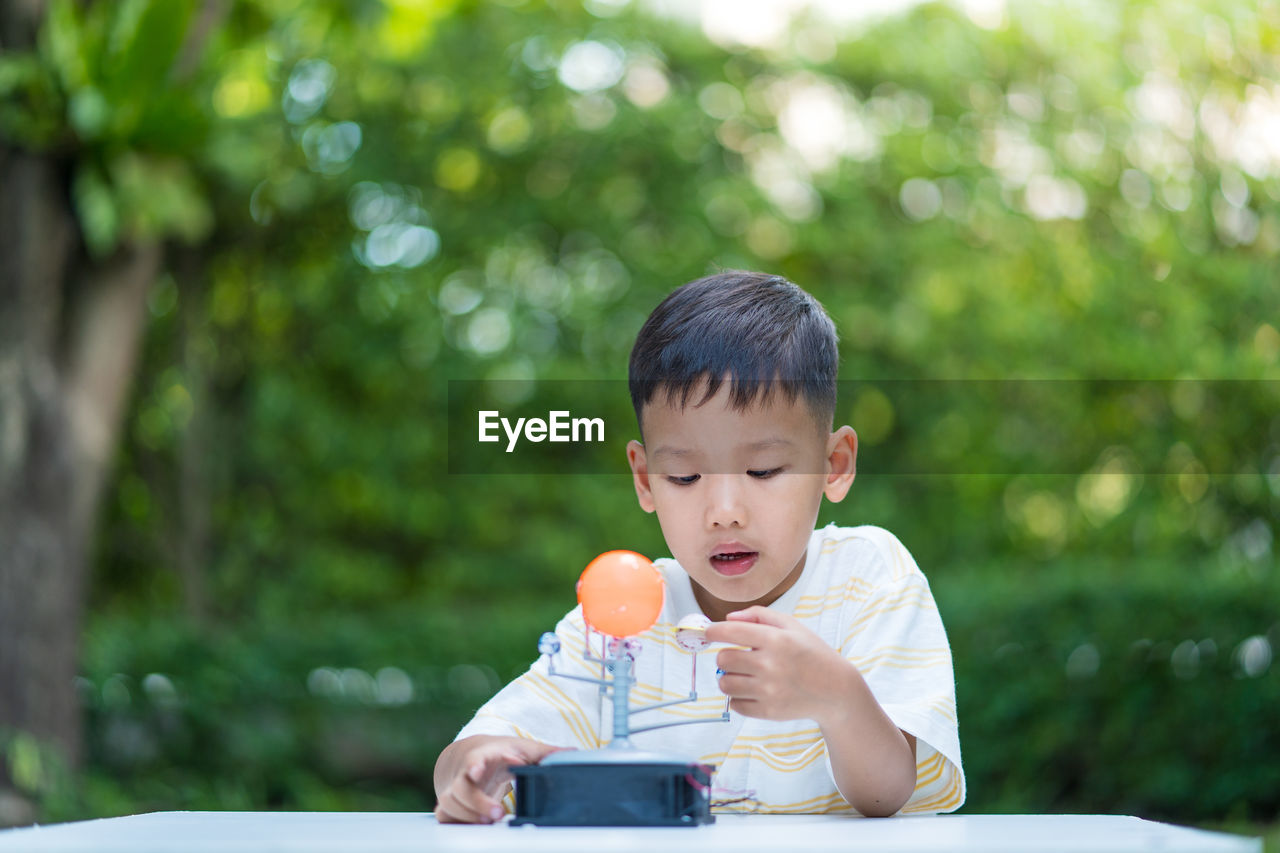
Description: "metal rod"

(609, 640), (632, 747)
(547, 671), (611, 688)
(629, 693), (697, 714)
(628, 712), (731, 735)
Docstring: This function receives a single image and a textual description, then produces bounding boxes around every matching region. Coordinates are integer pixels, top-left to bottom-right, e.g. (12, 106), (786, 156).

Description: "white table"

(0, 811), (1261, 852)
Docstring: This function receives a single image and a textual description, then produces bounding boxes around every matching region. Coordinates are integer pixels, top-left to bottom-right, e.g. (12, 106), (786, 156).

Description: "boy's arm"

(705, 606), (917, 817)
(814, 664), (918, 816)
(433, 735), (563, 823)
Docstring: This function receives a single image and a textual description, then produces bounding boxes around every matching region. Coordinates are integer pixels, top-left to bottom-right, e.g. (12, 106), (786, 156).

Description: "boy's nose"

(704, 474), (746, 529)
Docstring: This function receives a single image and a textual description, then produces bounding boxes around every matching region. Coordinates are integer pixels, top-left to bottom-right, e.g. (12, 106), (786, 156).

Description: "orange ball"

(576, 550), (665, 638)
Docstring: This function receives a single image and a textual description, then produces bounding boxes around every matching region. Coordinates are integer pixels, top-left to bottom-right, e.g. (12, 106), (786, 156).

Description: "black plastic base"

(510, 760), (715, 826)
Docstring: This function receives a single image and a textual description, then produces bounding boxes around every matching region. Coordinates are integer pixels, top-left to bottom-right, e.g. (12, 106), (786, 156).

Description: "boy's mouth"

(709, 551), (758, 576)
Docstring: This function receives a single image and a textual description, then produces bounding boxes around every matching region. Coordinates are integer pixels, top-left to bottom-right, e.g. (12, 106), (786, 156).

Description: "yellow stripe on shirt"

(523, 671), (601, 749)
(755, 789), (850, 814)
(912, 752), (947, 791)
(725, 727), (822, 747)
(842, 588), (936, 648)
(819, 536), (859, 555)
(701, 743), (828, 774)
(903, 765), (964, 814)
(923, 695), (958, 723)
(793, 578), (873, 617)
(849, 647), (952, 672)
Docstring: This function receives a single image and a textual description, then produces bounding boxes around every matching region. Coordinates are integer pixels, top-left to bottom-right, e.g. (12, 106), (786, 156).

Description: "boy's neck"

(691, 547), (809, 622)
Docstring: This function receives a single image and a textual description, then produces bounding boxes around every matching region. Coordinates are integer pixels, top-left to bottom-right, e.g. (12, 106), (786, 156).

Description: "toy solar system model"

(509, 550), (729, 827)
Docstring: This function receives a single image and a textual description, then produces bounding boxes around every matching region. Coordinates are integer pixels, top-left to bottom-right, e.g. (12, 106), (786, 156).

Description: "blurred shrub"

(60, 599), (564, 819)
(940, 563), (1280, 822)
(37, 559), (1276, 824)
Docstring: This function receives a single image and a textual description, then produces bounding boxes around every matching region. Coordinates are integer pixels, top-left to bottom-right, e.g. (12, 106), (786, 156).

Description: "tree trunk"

(0, 150), (81, 821)
(0, 141), (161, 815)
(2, 0), (221, 825)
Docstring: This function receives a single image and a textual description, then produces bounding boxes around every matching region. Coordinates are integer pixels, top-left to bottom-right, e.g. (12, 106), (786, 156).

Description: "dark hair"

(628, 271), (838, 432)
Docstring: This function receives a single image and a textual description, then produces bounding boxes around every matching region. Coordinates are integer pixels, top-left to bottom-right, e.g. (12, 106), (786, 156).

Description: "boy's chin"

(694, 575), (765, 606)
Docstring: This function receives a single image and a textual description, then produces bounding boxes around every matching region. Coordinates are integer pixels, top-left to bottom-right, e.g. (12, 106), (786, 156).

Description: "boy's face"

(626, 383), (857, 622)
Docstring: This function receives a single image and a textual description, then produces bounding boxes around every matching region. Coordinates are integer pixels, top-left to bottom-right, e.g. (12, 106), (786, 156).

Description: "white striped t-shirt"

(455, 523), (965, 816)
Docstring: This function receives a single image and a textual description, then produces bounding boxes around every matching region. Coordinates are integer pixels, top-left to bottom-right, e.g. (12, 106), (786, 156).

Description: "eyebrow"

(650, 438), (794, 459)
(744, 438), (793, 451)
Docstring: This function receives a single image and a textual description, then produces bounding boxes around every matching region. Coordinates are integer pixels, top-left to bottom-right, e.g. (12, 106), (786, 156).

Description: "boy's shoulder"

(809, 522), (926, 589)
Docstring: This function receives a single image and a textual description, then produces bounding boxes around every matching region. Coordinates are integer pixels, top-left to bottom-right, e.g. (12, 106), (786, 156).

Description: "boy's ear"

(626, 440), (656, 513)
(823, 425), (857, 503)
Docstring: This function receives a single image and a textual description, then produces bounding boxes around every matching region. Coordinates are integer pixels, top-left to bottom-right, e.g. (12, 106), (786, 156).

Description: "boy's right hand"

(434, 736), (563, 824)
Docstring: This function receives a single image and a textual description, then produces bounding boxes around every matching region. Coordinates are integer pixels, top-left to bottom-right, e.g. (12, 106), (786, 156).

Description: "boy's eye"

(748, 467), (784, 479)
(666, 474), (700, 485)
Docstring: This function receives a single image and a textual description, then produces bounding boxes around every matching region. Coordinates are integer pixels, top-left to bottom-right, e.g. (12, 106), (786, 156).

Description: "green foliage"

(940, 565), (1280, 821)
(7, 0), (1280, 830)
(0, 52), (62, 146)
(38, 0), (202, 144)
(1, 0), (213, 256)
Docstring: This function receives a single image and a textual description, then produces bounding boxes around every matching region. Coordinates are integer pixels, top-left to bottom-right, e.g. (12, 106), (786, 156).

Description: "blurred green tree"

(0, 0), (221, 807)
(1, 0), (1277, 828)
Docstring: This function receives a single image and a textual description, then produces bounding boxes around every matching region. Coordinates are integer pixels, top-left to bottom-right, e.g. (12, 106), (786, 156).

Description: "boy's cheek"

(648, 480), (683, 507)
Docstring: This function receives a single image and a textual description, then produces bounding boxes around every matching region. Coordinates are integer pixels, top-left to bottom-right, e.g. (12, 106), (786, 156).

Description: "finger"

(705, 619), (775, 648)
(499, 750), (531, 767)
(455, 776), (506, 823)
(480, 755), (522, 795)
(467, 745), (511, 782)
(726, 605), (796, 629)
(473, 750), (520, 791)
(715, 648), (758, 675)
(468, 785), (505, 822)
(437, 797), (491, 825)
(512, 741), (567, 764)
(438, 787), (489, 824)
(716, 673), (757, 698)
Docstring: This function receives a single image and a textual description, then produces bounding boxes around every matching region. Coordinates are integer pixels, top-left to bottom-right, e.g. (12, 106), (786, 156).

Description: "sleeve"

(454, 604), (606, 751)
(836, 540), (965, 815)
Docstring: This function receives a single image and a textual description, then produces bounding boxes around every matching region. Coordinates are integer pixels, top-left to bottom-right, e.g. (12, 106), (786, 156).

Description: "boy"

(433, 271), (964, 822)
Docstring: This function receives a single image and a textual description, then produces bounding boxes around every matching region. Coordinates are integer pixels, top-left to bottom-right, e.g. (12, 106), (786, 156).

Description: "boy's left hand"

(704, 606), (850, 724)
